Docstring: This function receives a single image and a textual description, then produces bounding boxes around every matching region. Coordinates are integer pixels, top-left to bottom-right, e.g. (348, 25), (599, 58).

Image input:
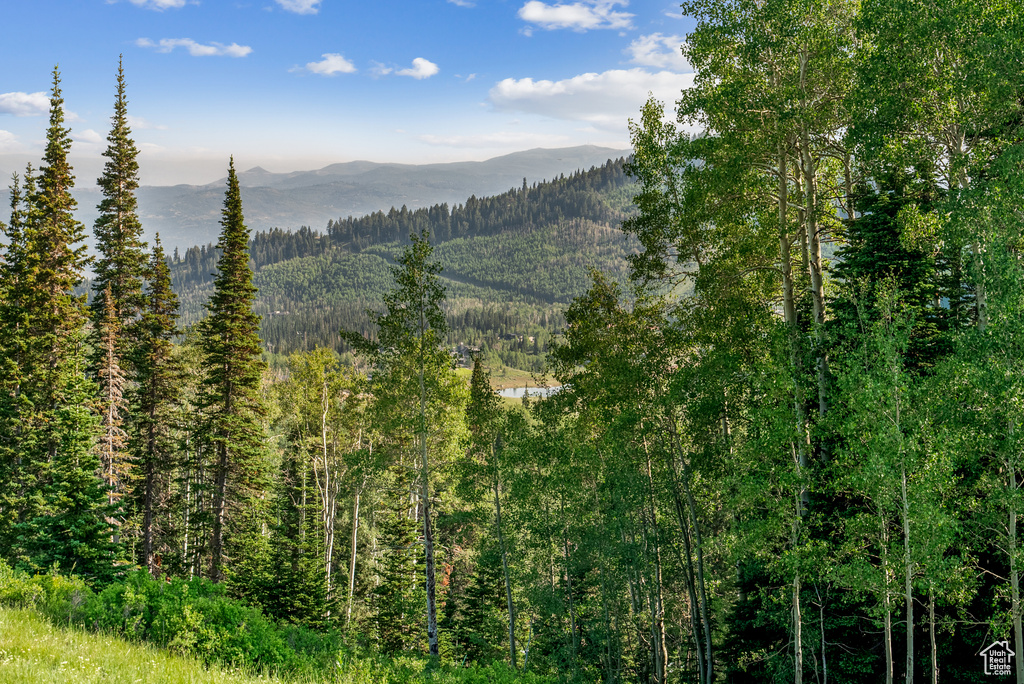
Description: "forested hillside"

(3, 2), (1024, 684)
(166, 159), (635, 365)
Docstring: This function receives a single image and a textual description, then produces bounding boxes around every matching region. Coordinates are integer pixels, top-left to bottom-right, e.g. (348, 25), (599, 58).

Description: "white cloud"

(301, 53), (357, 75)
(448, 0), (475, 6)
(419, 131), (569, 148)
(73, 129), (104, 145)
(0, 130), (21, 152)
(0, 92), (50, 117)
(489, 68), (695, 129)
(397, 58), (439, 80)
(371, 62), (393, 77)
(127, 115), (168, 130)
(127, 0), (187, 9)
(625, 33), (689, 71)
(276, 0), (321, 14)
(518, 1), (633, 31)
(136, 38), (252, 57)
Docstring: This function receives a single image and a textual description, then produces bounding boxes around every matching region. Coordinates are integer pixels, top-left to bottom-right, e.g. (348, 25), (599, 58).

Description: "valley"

(164, 156), (637, 370)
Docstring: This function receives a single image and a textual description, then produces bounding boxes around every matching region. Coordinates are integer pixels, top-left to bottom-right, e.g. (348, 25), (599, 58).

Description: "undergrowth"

(0, 561), (552, 683)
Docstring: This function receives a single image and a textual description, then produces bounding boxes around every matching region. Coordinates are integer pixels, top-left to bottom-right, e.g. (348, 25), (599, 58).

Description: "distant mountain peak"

(127, 145), (631, 249)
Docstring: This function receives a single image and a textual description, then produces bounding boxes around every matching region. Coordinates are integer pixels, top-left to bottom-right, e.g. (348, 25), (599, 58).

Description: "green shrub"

(0, 560), (93, 624)
(0, 561), (560, 683)
(0, 559), (42, 606)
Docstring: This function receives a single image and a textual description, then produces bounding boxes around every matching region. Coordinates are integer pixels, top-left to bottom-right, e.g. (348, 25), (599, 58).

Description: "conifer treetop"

(34, 67), (89, 334)
(92, 56), (147, 332)
(39, 67), (77, 214)
(205, 157), (260, 340)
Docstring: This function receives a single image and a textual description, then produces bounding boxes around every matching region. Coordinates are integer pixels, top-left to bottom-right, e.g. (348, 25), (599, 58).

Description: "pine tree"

(20, 350), (116, 583)
(252, 442), (334, 629)
(30, 68), (91, 344)
(830, 167), (950, 370)
(0, 171), (31, 552)
(465, 357), (517, 667)
(199, 158), (268, 583)
(1, 68), (115, 579)
(371, 470), (428, 653)
(133, 235), (181, 574)
(90, 57), (147, 347)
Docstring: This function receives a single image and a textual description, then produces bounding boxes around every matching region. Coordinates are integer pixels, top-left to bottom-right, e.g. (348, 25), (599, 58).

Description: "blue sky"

(0, 0), (696, 185)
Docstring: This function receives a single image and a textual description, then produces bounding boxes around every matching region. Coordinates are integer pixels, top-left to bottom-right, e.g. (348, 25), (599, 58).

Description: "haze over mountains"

(10, 146), (629, 252)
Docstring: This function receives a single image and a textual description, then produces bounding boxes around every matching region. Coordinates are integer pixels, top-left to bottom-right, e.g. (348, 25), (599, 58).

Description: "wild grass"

(0, 606), (553, 684)
(484, 365), (556, 390)
(0, 606), (289, 684)
(0, 553), (556, 684)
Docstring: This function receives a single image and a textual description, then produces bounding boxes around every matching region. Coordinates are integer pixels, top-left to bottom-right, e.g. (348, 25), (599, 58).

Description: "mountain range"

(165, 155), (638, 367)
(5, 145), (630, 252)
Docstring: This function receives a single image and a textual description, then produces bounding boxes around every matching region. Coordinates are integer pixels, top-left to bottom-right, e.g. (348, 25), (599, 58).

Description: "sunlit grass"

(0, 606), (550, 684)
(484, 366), (557, 390)
(455, 363), (559, 392)
(0, 607), (292, 684)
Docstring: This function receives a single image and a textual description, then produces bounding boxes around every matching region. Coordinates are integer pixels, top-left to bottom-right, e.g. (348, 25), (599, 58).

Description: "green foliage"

(0, 68), (116, 584)
(90, 57), (147, 358)
(0, 562), (318, 673)
(131, 235), (182, 574)
(198, 158), (269, 583)
(164, 160), (633, 367)
(368, 474), (428, 654)
(5, 19), (1024, 684)
(0, 562), (560, 683)
(830, 168), (952, 368)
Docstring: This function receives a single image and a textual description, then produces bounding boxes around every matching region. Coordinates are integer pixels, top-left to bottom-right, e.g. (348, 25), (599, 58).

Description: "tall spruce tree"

(0, 171), (30, 552)
(465, 357), (518, 668)
(133, 235), (181, 574)
(372, 469), (429, 653)
(90, 57), (147, 346)
(89, 63), (146, 546)
(0, 68), (115, 579)
(199, 158), (268, 583)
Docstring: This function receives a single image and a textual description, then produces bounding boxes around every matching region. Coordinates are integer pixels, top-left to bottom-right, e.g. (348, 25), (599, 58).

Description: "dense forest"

(161, 157), (636, 370)
(3, 1), (1024, 683)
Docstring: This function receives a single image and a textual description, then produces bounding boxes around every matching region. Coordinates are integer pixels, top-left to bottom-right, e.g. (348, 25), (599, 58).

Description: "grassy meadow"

(0, 607), (287, 684)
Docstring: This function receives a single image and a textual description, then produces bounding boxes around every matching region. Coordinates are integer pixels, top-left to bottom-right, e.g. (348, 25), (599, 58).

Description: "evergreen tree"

(830, 164), (951, 371)
(133, 235), (181, 574)
(252, 442), (335, 629)
(0, 68), (115, 579)
(90, 57), (147, 356)
(199, 158), (268, 583)
(19, 350), (116, 583)
(465, 357), (518, 667)
(262, 348), (367, 625)
(0, 171), (31, 552)
(371, 471), (428, 653)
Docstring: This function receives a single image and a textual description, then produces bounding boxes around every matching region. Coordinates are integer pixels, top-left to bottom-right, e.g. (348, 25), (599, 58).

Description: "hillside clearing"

(0, 607), (287, 684)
